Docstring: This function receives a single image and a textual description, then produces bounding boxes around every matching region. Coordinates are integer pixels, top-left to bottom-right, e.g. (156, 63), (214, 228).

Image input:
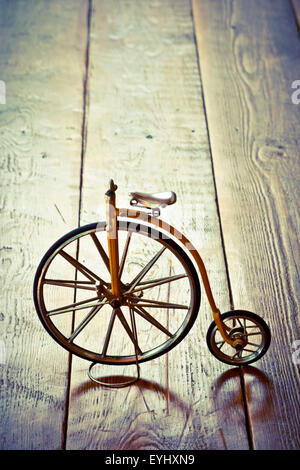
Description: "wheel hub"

(96, 279), (144, 308)
(110, 299), (121, 309)
(229, 326), (247, 350)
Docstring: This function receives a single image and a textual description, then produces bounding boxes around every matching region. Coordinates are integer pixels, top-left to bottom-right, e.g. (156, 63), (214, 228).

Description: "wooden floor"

(0, 0), (299, 450)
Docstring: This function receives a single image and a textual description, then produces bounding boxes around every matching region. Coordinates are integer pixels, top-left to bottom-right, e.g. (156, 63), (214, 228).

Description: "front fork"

(105, 181), (121, 299)
(189, 251), (239, 348)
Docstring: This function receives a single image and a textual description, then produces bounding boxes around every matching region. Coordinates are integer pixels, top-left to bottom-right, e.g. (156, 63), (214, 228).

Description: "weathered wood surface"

(0, 0), (89, 449)
(65, 0), (248, 450)
(193, 0), (300, 450)
(0, 0), (299, 451)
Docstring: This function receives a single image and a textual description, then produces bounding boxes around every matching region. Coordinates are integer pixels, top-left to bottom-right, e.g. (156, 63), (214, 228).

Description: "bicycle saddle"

(129, 191), (177, 209)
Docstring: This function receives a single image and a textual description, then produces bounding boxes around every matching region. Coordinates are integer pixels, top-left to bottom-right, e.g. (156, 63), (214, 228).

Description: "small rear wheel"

(206, 310), (271, 366)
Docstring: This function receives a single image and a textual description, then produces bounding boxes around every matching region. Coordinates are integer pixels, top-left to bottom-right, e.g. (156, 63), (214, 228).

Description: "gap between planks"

(62, 0), (93, 451)
(189, 0), (253, 450)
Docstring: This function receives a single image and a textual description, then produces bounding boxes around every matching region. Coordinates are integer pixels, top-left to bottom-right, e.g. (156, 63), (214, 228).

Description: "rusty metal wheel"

(34, 221), (200, 365)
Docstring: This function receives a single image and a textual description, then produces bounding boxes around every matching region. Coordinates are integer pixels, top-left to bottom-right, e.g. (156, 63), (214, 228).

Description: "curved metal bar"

(87, 361), (140, 388)
(87, 306), (141, 388)
(116, 207), (235, 347)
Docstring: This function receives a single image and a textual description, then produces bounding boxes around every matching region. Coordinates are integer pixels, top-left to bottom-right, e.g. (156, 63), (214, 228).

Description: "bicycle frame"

(105, 181), (236, 348)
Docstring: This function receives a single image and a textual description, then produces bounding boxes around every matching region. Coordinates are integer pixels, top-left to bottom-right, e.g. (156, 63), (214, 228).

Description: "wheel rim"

(209, 314), (268, 365)
(34, 222), (200, 365)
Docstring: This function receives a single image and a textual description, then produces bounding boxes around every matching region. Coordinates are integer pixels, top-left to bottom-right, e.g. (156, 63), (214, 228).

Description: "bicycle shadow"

(212, 365), (275, 420)
(71, 365), (273, 420)
(71, 373), (192, 420)
(68, 365), (275, 450)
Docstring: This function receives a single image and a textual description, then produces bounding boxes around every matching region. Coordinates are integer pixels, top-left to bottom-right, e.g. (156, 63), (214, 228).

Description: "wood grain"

(0, 0), (88, 449)
(1, 0), (298, 451)
(65, 0), (249, 450)
(192, 0), (300, 449)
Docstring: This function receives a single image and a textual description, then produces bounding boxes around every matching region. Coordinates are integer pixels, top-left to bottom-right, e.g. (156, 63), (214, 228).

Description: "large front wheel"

(33, 221), (201, 365)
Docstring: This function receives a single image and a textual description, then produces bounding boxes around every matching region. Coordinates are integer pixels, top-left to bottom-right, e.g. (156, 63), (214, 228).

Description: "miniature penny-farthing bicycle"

(33, 180), (271, 387)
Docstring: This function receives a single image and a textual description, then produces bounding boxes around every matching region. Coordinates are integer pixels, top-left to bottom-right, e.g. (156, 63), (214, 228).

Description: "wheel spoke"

(59, 249), (102, 282)
(129, 297), (189, 310)
(128, 273), (187, 294)
(118, 232), (132, 280)
(247, 341), (262, 347)
(68, 303), (105, 342)
(43, 279), (96, 291)
(115, 307), (142, 355)
(129, 307), (139, 357)
(101, 308), (117, 357)
(47, 297), (107, 316)
(242, 347), (258, 353)
(245, 332), (262, 337)
(131, 305), (173, 338)
(242, 324), (260, 328)
(90, 232), (110, 273)
(216, 340), (225, 351)
(127, 247), (166, 292)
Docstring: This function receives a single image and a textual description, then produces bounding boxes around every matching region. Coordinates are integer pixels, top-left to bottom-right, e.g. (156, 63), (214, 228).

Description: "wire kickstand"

(87, 307), (141, 388)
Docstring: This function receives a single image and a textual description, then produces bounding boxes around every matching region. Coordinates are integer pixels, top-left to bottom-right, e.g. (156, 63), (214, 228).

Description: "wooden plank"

(0, 0), (88, 449)
(192, 0), (300, 449)
(65, 0), (249, 450)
